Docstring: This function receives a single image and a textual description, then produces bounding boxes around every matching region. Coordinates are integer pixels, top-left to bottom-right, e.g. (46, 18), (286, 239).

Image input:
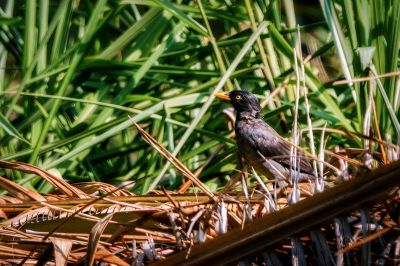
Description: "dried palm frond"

(0, 156), (398, 265)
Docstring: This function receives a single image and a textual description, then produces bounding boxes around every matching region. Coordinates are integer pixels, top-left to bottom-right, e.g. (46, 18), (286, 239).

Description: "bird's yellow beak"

(214, 92), (231, 101)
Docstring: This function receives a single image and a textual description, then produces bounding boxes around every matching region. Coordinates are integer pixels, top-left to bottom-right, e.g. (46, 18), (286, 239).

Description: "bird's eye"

(235, 95), (241, 100)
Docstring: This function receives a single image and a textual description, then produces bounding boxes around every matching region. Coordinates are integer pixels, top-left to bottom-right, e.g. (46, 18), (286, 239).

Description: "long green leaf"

(0, 113), (30, 145)
(28, 0), (109, 165)
(147, 21), (269, 192)
(152, 0), (208, 36)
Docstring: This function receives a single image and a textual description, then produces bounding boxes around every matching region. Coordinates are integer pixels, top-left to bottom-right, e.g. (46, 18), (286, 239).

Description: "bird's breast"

(235, 120), (261, 165)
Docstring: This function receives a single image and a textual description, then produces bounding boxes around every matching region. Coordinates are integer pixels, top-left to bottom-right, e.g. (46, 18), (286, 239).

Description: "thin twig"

(333, 71), (400, 85)
(336, 227), (392, 255)
(132, 120), (218, 201)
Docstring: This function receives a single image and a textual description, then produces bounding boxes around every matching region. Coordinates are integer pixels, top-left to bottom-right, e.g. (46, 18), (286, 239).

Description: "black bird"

(215, 90), (315, 185)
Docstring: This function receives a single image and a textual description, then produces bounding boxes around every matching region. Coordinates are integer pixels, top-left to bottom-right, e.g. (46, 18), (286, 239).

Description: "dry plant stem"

(162, 188), (187, 228)
(0, 225), (42, 240)
(297, 26), (319, 180)
(333, 70), (400, 85)
(178, 144), (224, 193)
(39, 202), (109, 223)
(250, 168), (275, 212)
(261, 54), (313, 107)
(300, 126), (388, 170)
(23, 230), (175, 246)
(291, 48), (300, 185)
(24, 180), (138, 235)
(101, 198), (145, 210)
(16, 194), (123, 265)
(134, 227), (176, 241)
(0, 194), (263, 214)
(0, 159), (144, 264)
(324, 150), (366, 168)
(85, 213), (115, 266)
(133, 122), (218, 202)
(336, 227), (392, 255)
(0, 175), (45, 202)
(318, 124), (327, 183)
(370, 88), (387, 164)
(152, 160), (400, 266)
(0, 160), (89, 199)
(364, 76), (374, 169)
(310, 127), (399, 149)
(237, 153), (253, 222)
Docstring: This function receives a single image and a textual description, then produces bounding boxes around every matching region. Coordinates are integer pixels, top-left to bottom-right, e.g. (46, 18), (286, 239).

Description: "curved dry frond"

(0, 159), (398, 265)
(85, 213), (115, 266)
(49, 237), (73, 266)
(0, 175), (46, 202)
(0, 160), (89, 199)
(69, 182), (134, 197)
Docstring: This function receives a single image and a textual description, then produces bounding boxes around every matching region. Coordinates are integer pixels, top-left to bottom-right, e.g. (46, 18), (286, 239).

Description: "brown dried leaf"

(0, 175), (46, 202)
(49, 237), (73, 266)
(85, 212), (114, 266)
(0, 209), (7, 219)
(0, 195), (24, 204)
(133, 123), (218, 201)
(93, 247), (130, 266)
(0, 160), (89, 199)
(71, 182), (134, 197)
(2, 206), (54, 227)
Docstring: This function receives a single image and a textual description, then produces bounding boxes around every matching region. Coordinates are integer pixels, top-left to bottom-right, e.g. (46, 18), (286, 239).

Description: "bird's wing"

(247, 121), (315, 175)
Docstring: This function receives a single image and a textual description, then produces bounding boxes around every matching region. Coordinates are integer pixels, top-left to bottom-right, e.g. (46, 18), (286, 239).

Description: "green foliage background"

(0, 0), (399, 193)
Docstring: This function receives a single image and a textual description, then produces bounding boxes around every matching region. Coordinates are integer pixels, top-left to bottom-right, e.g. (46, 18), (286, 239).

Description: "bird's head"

(215, 90), (261, 117)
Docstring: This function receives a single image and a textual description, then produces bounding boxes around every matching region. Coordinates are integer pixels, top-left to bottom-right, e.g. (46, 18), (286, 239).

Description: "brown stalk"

(84, 213), (115, 266)
(133, 122), (218, 201)
(162, 188), (187, 226)
(0, 194), (263, 214)
(371, 92), (387, 163)
(311, 127), (399, 149)
(324, 150), (366, 168)
(333, 70), (400, 85)
(0, 175), (45, 202)
(0, 160), (89, 199)
(50, 237), (73, 266)
(178, 144), (224, 193)
(336, 227), (392, 255)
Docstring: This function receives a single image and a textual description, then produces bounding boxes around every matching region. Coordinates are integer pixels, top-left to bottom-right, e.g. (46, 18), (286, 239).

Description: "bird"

(214, 90), (315, 186)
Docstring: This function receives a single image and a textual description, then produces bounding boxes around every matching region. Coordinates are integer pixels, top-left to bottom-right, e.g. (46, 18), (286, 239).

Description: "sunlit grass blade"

(28, 0), (109, 165)
(0, 113), (30, 145)
(147, 21), (269, 192)
(152, 0), (208, 36)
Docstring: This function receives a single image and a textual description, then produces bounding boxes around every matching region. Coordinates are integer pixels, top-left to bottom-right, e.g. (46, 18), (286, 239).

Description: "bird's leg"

(237, 152), (249, 180)
(237, 152), (252, 222)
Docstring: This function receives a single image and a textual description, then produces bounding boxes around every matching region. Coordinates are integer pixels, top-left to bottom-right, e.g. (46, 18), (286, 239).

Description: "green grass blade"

(99, 7), (161, 59)
(22, 0), (36, 72)
(28, 0), (109, 165)
(152, 0), (208, 36)
(147, 21), (269, 192)
(0, 112), (30, 145)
